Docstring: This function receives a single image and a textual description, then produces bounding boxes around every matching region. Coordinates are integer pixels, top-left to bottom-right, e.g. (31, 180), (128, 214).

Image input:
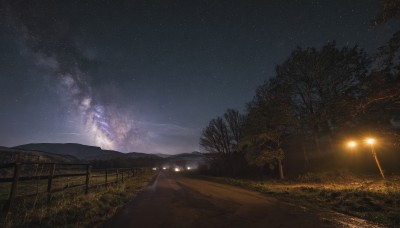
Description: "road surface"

(104, 171), (382, 228)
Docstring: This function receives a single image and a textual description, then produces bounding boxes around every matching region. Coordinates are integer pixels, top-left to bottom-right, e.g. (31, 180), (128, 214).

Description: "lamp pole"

(369, 143), (385, 179)
(346, 138), (385, 179)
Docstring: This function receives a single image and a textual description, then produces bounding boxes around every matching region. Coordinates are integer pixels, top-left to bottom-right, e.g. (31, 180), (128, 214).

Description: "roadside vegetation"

(1, 171), (156, 228)
(189, 171), (400, 227)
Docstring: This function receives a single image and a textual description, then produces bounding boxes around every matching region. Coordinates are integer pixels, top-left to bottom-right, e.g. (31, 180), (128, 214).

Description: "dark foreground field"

(105, 171), (383, 228)
(0, 171), (156, 227)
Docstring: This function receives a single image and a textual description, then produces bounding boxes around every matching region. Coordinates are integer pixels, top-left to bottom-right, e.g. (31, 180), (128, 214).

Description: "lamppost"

(347, 140), (357, 149)
(346, 137), (385, 179)
(365, 138), (385, 179)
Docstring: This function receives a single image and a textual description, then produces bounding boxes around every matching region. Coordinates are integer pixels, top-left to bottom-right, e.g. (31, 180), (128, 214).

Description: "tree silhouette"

(374, 0), (400, 25)
(275, 42), (370, 153)
(200, 109), (245, 156)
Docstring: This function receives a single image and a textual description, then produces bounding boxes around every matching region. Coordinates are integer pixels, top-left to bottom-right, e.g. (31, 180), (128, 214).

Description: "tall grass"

(192, 171), (400, 227)
(1, 171), (156, 227)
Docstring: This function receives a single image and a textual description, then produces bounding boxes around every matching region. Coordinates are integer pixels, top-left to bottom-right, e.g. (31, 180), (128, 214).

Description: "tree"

(224, 109), (245, 147)
(241, 79), (294, 179)
(354, 42), (400, 147)
(200, 109), (245, 156)
(373, 0), (400, 25)
(241, 132), (285, 179)
(199, 109), (246, 176)
(365, 4), (400, 146)
(275, 42), (370, 153)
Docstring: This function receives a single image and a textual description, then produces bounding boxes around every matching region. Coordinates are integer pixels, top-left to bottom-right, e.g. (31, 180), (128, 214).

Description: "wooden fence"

(0, 163), (147, 215)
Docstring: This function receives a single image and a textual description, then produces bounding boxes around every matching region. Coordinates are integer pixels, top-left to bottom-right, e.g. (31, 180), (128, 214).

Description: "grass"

(189, 171), (400, 227)
(0, 171), (157, 227)
(0, 169), (127, 201)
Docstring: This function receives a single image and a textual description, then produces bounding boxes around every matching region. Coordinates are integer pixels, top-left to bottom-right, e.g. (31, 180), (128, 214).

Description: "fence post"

(121, 169), (124, 183)
(85, 164), (91, 195)
(47, 163), (56, 203)
(116, 169), (119, 184)
(105, 169), (108, 189)
(3, 163), (21, 214)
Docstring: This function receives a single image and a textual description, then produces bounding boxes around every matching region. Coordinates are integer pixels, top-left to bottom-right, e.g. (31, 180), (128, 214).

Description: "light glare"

(366, 138), (375, 145)
(347, 141), (357, 148)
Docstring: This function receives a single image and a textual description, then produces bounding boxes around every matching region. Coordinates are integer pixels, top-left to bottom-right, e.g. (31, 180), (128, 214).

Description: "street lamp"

(347, 140), (357, 149)
(365, 137), (385, 179)
(366, 138), (375, 145)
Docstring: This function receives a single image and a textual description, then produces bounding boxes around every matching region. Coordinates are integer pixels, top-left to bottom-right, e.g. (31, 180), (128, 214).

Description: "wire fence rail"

(0, 162), (148, 215)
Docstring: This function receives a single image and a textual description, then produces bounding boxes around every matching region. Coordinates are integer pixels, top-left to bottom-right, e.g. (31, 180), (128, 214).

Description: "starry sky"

(0, 0), (398, 154)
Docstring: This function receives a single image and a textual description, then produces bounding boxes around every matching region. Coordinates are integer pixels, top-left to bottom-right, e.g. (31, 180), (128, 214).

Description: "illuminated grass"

(192, 173), (400, 227)
(1, 171), (156, 227)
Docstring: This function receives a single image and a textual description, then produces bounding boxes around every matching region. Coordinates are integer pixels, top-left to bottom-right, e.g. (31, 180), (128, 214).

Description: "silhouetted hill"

(166, 151), (205, 161)
(154, 153), (172, 158)
(7, 143), (207, 169)
(0, 147), (81, 164)
(14, 143), (154, 161)
(125, 151), (160, 159)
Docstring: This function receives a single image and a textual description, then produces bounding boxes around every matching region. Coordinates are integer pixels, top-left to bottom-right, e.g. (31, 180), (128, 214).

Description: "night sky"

(0, 0), (397, 154)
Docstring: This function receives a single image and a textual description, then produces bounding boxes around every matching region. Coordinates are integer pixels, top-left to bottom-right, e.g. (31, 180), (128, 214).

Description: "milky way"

(38, 55), (139, 151)
(4, 0), (139, 151)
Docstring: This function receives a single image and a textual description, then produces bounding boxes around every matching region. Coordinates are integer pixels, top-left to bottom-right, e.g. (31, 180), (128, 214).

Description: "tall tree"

(354, 70), (400, 143)
(224, 109), (245, 148)
(200, 117), (230, 155)
(373, 0), (400, 25)
(241, 79), (294, 179)
(200, 109), (245, 157)
(362, 2), (400, 146)
(275, 42), (370, 152)
(200, 109), (246, 176)
(355, 38), (400, 146)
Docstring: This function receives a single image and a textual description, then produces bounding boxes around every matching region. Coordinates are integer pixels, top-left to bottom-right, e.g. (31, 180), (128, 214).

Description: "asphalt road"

(104, 171), (382, 228)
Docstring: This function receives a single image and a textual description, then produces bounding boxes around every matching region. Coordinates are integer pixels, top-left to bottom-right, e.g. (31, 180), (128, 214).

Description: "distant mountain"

(0, 147), (81, 164)
(154, 153), (172, 158)
(125, 151), (160, 159)
(7, 143), (207, 169)
(14, 143), (151, 161)
(166, 151), (205, 161)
